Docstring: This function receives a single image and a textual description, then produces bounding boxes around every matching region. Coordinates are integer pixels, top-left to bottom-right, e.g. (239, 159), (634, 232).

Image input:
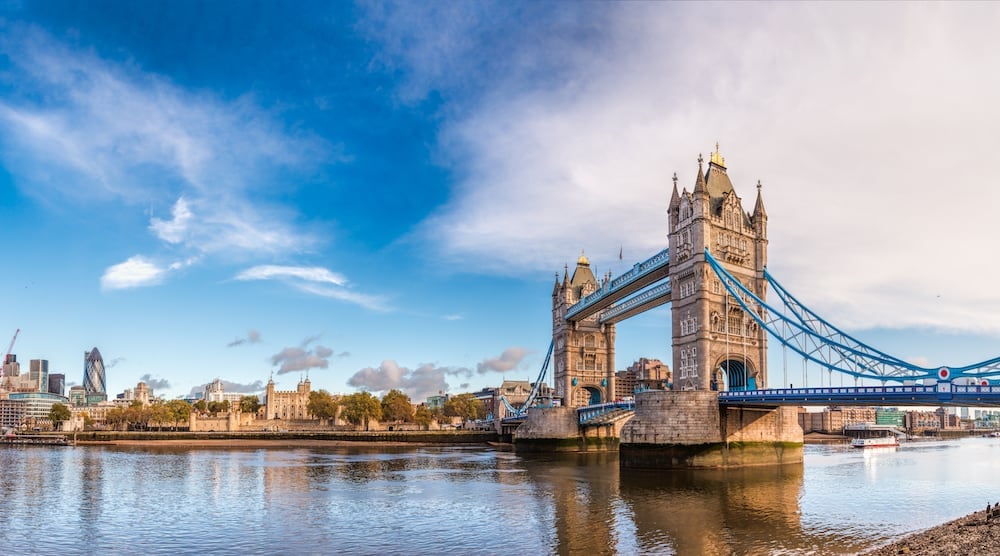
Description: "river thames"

(3, 438), (1000, 555)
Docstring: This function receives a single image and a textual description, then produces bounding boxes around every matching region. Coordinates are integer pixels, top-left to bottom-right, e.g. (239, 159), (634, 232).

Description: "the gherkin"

(84, 347), (106, 395)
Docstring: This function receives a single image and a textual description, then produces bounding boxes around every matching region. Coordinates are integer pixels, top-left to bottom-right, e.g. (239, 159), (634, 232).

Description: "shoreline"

(862, 507), (1000, 555)
(64, 430), (500, 448)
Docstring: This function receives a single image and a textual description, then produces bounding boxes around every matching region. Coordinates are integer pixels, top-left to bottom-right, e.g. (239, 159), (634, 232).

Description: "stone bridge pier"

(620, 390), (802, 468)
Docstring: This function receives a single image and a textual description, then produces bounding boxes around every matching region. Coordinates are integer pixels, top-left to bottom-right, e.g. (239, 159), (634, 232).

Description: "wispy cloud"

(0, 26), (330, 287)
(227, 329), (262, 348)
(364, 3), (1000, 335)
(235, 265), (388, 311)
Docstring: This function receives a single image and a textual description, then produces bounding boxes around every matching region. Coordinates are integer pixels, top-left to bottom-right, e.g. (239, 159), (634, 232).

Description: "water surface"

(3, 438), (1000, 554)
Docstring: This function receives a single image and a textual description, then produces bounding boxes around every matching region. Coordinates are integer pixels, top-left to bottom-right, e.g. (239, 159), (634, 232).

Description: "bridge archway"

(581, 386), (602, 405)
(716, 359), (757, 392)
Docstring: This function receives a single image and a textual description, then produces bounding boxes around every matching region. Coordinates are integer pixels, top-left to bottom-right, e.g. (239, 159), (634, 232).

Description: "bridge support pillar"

(513, 407), (581, 451)
(620, 391), (803, 469)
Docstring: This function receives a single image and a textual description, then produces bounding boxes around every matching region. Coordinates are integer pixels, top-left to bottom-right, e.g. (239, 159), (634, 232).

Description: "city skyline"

(3, 2), (1000, 400)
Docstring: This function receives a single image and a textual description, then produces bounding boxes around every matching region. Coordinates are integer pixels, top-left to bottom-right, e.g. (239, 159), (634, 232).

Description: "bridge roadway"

(564, 248), (670, 323)
(500, 383), (1000, 429)
(719, 383), (1000, 407)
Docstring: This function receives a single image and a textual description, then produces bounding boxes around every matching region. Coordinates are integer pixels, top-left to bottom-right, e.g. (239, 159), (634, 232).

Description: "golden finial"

(577, 250), (589, 266)
(710, 142), (725, 167)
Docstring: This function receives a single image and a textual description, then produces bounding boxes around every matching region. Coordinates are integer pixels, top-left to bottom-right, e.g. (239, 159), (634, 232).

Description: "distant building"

(29, 360), (49, 393)
(2, 353), (19, 380)
(68, 385), (86, 406)
(0, 397), (26, 429)
(84, 347), (107, 403)
(265, 377), (311, 420)
(116, 381), (153, 406)
(48, 373), (65, 397)
(8, 391), (70, 422)
(204, 378), (246, 406)
(615, 358), (671, 399)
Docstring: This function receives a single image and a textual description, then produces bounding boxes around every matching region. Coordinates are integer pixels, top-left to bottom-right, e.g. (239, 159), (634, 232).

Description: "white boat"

(850, 436), (899, 448)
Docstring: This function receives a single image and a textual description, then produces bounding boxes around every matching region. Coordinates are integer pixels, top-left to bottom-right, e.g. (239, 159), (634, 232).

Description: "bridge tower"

(667, 146), (768, 391)
(552, 254), (616, 407)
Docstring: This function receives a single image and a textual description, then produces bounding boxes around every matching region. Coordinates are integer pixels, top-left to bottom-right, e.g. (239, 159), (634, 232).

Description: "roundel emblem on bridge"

(938, 367), (950, 380)
(983, 380), (990, 386)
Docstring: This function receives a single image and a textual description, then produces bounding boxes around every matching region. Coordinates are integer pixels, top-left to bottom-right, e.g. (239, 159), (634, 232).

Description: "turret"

(752, 179), (767, 238)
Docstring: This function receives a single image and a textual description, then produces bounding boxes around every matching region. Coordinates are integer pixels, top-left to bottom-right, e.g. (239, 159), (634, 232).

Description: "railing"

(565, 248), (669, 320)
(599, 281), (671, 323)
(577, 400), (636, 424)
(718, 383), (1000, 406)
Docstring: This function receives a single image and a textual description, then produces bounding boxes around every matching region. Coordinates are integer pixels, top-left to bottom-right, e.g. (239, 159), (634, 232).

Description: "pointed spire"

(669, 171), (680, 210)
(752, 179), (767, 219)
(693, 153), (707, 197)
(563, 264), (570, 286)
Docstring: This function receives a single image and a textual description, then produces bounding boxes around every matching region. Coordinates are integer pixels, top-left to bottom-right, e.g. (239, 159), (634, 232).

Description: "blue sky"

(2, 2), (999, 400)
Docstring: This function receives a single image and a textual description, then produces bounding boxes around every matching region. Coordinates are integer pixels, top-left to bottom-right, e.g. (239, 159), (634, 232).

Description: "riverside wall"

(620, 390), (803, 469)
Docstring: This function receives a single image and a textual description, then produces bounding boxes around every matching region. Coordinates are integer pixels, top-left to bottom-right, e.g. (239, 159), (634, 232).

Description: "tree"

(82, 413), (95, 431)
(444, 393), (485, 421)
(193, 399), (207, 413)
(166, 399), (191, 430)
(339, 392), (382, 430)
(414, 406), (433, 430)
(239, 395), (261, 414)
(150, 403), (172, 431)
(307, 390), (338, 421)
(381, 389), (414, 423)
(105, 407), (127, 431)
(48, 403), (71, 430)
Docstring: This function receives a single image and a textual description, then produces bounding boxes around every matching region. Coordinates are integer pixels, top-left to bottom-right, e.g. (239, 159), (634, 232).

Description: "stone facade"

(551, 254), (616, 407)
(668, 147), (768, 391)
(264, 377), (311, 420)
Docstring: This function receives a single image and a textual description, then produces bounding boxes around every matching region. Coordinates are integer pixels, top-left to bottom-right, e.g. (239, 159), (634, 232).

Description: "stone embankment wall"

(73, 430), (498, 443)
(620, 390), (803, 468)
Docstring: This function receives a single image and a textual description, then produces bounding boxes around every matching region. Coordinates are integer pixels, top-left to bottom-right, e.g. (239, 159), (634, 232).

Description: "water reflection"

(4, 441), (1000, 554)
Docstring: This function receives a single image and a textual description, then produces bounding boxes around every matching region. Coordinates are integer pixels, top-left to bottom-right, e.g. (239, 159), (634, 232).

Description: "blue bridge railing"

(719, 384), (1000, 407)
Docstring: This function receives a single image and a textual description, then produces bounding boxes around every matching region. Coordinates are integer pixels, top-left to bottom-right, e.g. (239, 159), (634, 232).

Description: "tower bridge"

(507, 146), (1000, 467)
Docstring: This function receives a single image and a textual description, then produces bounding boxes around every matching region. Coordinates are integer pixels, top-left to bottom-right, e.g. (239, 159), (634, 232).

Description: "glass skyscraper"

(84, 347), (106, 401)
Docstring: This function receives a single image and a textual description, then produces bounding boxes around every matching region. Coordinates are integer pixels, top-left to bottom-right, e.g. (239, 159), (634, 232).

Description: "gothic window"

(575, 360), (582, 370)
(680, 280), (696, 298)
(680, 313), (698, 336)
(711, 279), (722, 295)
(585, 335), (596, 349)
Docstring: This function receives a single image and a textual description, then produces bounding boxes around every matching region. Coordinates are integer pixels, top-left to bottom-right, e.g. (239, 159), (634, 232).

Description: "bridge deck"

(720, 384), (1000, 407)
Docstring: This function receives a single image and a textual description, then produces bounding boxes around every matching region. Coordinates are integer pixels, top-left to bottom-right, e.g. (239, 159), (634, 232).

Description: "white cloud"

(149, 197), (193, 244)
(101, 256), (168, 290)
(370, 3), (1000, 334)
(0, 27), (326, 284)
(234, 265), (388, 311)
(235, 265), (347, 285)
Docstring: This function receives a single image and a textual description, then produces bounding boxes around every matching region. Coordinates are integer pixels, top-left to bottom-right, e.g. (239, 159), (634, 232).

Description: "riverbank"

(863, 507), (1000, 555)
(71, 430), (499, 447)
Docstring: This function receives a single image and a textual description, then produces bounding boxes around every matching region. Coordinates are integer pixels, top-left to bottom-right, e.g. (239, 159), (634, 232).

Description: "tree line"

(47, 390), (487, 431)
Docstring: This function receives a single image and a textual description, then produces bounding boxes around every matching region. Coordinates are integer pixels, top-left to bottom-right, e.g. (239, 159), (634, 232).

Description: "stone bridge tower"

(667, 147), (768, 391)
(552, 254), (616, 407)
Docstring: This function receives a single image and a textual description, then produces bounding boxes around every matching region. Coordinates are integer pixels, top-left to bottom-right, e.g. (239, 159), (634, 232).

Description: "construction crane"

(1, 328), (19, 384)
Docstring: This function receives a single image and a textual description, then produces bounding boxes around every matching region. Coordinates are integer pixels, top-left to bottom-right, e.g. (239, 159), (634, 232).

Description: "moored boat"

(850, 435), (899, 448)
